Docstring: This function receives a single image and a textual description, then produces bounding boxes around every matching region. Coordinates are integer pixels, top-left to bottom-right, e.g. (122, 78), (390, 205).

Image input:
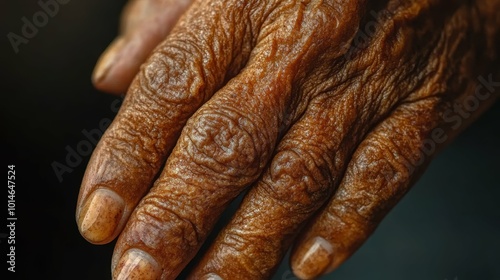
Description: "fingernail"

(114, 249), (161, 280)
(200, 273), (223, 280)
(292, 236), (334, 279)
(78, 188), (124, 244)
(92, 37), (125, 83)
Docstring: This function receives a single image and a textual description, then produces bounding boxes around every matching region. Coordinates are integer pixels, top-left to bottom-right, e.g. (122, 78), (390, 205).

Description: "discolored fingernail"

(78, 188), (124, 244)
(92, 37), (125, 83)
(200, 273), (223, 280)
(292, 236), (334, 279)
(113, 249), (161, 280)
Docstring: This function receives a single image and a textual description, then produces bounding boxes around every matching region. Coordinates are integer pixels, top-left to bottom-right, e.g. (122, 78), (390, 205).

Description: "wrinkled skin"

(77, 0), (499, 279)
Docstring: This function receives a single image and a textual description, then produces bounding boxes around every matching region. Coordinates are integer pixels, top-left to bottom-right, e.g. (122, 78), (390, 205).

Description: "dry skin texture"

(77, 0), (499, 279)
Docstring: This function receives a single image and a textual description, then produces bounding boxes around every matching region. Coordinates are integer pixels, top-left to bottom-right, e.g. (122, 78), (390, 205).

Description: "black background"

(1, 1), (499, 279)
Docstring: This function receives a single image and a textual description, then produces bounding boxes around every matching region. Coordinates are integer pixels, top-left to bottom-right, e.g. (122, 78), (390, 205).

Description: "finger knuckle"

(102, 118), (166, 170)
(262, 147), (333, 212)
(136, 39), (208, 107)
(353, 135), (416, 192)
(339, 137), (416, 221)
(180, 108), (264, 184)
(214, 232), (272, 278)
(138, 195), (201, 248)
(325, 202), (374, 234)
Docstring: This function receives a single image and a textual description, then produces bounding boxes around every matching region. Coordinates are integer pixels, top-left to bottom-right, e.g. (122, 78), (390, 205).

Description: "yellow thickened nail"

(78, 188), (124, 244)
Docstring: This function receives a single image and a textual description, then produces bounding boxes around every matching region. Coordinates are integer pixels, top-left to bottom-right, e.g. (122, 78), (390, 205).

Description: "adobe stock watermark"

(381, 74), (499, 182)
(51, 97), (123, 183)
(7, 0), (71, 54)
(340, 5), (398, 60)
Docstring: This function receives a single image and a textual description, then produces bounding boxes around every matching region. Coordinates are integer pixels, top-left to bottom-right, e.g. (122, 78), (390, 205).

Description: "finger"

(92, 0), (195, 94)
(112, 63), (286, 280)
(289, 96), (481, 279)
(109, 0), (366, 277)
(291, 92), (499, 279)
(187, 2), (460, 277)
(187, 92), (371, 279)
(289, 3), (500, 277)
(76, 0), (253, 245)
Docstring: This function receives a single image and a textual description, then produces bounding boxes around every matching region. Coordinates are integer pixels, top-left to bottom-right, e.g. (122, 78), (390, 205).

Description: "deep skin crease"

(77, 0), (499, 279)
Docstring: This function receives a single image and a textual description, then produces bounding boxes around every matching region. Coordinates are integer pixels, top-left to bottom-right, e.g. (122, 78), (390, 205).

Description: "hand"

(77, 0), (500, 279)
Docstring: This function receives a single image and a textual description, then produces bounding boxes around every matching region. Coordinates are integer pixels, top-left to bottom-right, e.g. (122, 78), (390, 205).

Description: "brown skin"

(92, 0), (195, 93)
(77, 0), (499, 279)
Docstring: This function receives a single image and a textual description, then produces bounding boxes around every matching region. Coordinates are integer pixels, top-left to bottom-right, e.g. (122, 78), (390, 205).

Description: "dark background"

(1, 1), (499, 279)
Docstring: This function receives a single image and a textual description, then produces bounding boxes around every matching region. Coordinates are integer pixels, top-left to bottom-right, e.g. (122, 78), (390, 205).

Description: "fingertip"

(77, 188), (126, 244)
(92, 37), (124, 82)
(113, 249), (161, 280)
(291, 236), (335, 280)
(92, 37), (131, 95)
